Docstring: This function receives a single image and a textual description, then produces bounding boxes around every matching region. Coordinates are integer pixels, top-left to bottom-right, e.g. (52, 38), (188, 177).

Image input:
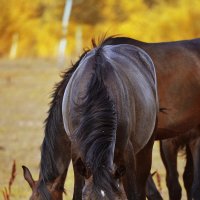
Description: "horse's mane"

(73, 43), (120, 198)
(38, 35), (130, 198)
(38, 51), (88, 198)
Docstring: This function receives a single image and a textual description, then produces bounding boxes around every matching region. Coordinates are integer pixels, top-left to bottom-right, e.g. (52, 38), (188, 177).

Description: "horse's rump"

(62, 44), (158, 154)
(62, 42), (158, 199)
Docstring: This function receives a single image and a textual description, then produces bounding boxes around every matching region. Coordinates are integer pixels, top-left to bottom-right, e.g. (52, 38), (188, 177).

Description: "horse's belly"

(158, 104), (200, 133)
(157, 71), (200, 133)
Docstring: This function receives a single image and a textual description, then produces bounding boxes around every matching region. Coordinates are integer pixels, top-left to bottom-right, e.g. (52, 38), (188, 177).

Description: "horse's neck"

(40, 127), (70, 184)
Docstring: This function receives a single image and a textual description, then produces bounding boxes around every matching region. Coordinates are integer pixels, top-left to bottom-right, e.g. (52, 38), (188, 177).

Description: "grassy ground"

(0, 58), (186, 199)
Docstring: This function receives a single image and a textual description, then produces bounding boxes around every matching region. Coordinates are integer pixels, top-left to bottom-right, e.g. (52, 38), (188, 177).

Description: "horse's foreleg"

(189, 136), (200, 200)
(63, 135), (84, 200)
(183, 145), (193, 200)
(160, 140), (181, 200)
(72, 154), (84, 200)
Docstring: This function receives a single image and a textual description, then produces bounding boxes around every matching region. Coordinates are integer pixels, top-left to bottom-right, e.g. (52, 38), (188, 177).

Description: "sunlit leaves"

(0, 0), (200, 57)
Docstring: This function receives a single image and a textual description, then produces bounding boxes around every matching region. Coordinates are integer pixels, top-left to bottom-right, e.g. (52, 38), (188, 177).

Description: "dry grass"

(0, 58), (186, 199)
(2, 160), (16, 200)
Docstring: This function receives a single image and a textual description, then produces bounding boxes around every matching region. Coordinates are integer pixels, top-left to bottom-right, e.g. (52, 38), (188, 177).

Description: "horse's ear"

(76, 158), (91, 179)
(22, 165), (35, 189)
(114, 165), (126, 179)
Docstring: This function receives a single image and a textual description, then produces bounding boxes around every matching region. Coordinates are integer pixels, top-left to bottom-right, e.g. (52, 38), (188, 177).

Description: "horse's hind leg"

(160, 140), (182, 200)
(72, 153), (84, 200)
(121, 140), (137, 200)
(135, 133), (155, 200)
(183, 145), (193, 200)
(189, 135), (200, 200)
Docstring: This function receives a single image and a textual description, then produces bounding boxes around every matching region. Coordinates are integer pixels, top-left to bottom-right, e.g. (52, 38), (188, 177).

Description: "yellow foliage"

(0, 0), (200, 57)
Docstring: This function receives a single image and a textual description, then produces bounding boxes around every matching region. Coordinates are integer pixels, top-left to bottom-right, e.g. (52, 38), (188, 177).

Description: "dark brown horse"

(102, 37), (200, 200)
(23, 39), (158, 200)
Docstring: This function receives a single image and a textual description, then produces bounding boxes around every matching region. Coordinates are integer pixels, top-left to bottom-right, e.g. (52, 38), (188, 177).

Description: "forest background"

(1, 0), (200, 58)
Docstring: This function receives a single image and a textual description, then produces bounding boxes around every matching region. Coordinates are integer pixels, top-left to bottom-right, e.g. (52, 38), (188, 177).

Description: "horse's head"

(75, 158), (127, 200)
(22, 166), (65, 200)
(82, 176), (127, 200)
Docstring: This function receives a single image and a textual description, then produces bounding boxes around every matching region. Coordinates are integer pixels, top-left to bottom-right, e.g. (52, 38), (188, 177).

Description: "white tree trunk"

(58, 0), (73, 65)
(9, 33), (18, 59)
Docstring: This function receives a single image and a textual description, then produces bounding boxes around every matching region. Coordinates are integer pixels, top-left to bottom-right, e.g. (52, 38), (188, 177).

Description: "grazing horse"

(62, 43), (158, 199)
(160, 126), (200, 200)
(22, 52), (88, 200)
(23, 40), (158, 200)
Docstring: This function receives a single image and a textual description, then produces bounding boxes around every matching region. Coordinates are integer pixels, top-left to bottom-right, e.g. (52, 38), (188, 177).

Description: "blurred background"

(0, 0), (200, 199)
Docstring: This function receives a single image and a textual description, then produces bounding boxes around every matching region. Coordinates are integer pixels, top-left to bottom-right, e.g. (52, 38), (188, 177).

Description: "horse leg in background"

(135, 134), (155, 200)
(189, 135), (200, 200)
(72, 153), (84, 200)
(160, 140), (182, 200)
(183, 145), (193, 200)
(146, 174), (163, 200)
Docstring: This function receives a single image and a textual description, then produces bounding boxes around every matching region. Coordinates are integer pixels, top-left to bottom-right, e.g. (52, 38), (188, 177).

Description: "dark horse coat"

(62, 44), (158, 199)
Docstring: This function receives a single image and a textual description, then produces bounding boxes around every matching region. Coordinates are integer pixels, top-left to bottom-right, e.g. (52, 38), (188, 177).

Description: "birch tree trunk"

(58, 0), (73, 66)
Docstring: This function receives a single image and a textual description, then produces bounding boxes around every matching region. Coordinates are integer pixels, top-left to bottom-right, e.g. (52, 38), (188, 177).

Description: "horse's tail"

(40, 52), (87, 183)
(74, 46), (119, 198)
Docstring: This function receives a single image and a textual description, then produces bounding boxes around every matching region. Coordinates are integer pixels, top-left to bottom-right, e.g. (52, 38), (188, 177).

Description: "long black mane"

(37, 36), (127, 198)
(38, 51), (88, 198)
(72, 45), (120, 199)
